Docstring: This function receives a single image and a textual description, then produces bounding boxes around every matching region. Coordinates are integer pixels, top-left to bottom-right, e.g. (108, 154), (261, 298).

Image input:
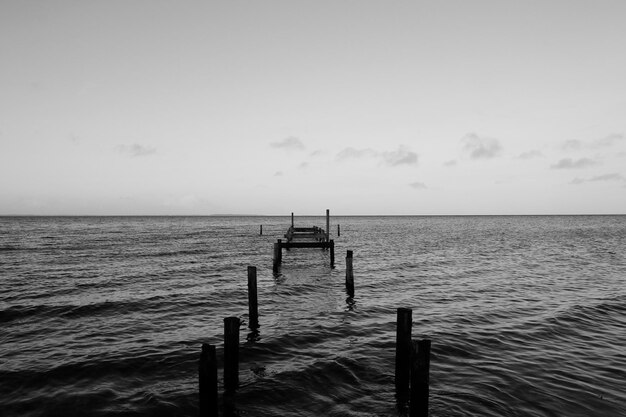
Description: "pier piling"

(199, 344), (218, 417)
(259, 225), (262, 235)
(247, 266), (259, 329)
(273, 240), (282, 272)
(337, 224), (340, 237)
(330, 239), (335, 268)
(224, 317), (240, 392)
(326, 209), (330, 242)
(410, 339), (431, 417)
(395, 308), (413, 392)
(345, 250), (354, 296)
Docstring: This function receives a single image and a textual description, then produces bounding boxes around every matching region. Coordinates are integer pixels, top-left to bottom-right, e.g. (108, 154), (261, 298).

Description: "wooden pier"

(273, 209), (335, 270)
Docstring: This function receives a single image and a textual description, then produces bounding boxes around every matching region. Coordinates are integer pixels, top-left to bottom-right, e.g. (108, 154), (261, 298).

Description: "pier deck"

(273, 210), (335, 270)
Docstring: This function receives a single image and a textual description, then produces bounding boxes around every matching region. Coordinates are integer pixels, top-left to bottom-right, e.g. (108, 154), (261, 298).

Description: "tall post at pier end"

(326, 209), (330, 242)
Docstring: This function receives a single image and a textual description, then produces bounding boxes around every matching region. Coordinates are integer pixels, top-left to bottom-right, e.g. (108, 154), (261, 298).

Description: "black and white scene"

(1, 1), (625, 416)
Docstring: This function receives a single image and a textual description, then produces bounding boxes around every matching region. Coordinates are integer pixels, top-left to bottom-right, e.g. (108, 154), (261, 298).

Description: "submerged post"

(345, 250), (354, 297)
(199, 344), (218, 417)
(330, 239), (335, 268)
(247, 266), (259, 329)
(395, 308), (413, 392)
(410, 339), (431, 417)
(259, 225), (263, 235)
(224, 317), (240, 392)
(326, 209), (330, 242)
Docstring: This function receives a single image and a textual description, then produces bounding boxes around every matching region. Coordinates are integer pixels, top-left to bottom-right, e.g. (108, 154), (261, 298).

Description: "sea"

(1, 215), (625, 417)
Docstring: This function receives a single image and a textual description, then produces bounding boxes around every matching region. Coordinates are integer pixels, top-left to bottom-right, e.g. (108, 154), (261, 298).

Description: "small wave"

(0, 245), (22, 251)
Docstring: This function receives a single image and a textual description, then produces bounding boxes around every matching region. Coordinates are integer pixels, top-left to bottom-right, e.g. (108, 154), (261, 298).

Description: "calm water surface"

(1, 215), (625, 416)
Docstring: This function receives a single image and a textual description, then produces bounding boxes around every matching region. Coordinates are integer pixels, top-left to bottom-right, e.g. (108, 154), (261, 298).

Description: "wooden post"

(259, 225), (262, 235)
(337, 224), (340, 237)
(326, 209), (330, 242)
(345, 250), (354, 297)
(199, 344), (218, 417)
(273, 240), (282, 272)
(291, 212), (294, 228)
(410, 339), (431, 417)
(224, 317), (240, 392)
(247, 266), (258, 329)
(329, 239), (335, 268)
(395, 308), (413, 392)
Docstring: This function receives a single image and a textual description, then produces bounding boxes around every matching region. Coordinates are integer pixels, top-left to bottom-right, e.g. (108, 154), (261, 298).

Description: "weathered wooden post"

(291, 212), (294, 228)
(329, 239), (335, 268)
(337, 224), (340, 237)
(345, 250), (354, 296)
(247, 266), (259, 329)
(326, 209), (330, 242)
(395, 308), (413, 392)
(410, 339), (431, 417)
(259, 225), (262, 235)
(273, 239), (282, 272)
(224, 317), (240, 392)
(199, 344), (218, 417)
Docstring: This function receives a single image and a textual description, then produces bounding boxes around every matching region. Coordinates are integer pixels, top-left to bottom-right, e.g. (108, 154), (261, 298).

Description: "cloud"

(551, 157), (596, 169)
(461, 133), (502, 159)
(336, 147), (378, 160)
(590, 173), (624, 182)
(117, 143), (156, 157)
(336, 145), (418, 167)
(443, 160), (457, 167)
(299, 162), (308, 169)
(270, 136), (305, 151)
(274, 171), (283, 176)
(310, 150), (327, 157)
(571, 173), (625, 185)
(518, 150), (542, 159)
(561, 134), (624, 150)
(381, 146), (418, 166)
(561, 139), (582, 150)
(409, 181), (427, 189)
(593, 133), (624, 148)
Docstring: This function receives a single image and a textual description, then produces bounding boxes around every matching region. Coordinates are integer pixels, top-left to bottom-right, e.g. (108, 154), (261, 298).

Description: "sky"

(1, 0), (625, 215)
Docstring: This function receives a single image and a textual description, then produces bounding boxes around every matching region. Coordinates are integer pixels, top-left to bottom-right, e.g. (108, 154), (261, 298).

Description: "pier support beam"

(199, 344), (218, 417)
(345, 250), (354, 297)
(224, 317), (240, 393)
(395, 308), (413, 393)
(247, 266), (259, 329)
(330, 239), (335, 268)
(273, 239), (282, 272)
(410, 339), (431, 417)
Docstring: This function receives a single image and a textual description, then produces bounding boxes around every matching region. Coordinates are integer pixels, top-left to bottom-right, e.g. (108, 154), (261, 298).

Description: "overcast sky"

(1, 1), (625, 215)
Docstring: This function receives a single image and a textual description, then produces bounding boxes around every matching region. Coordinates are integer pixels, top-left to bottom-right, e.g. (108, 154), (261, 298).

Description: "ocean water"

(1, 215), (625, 417)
